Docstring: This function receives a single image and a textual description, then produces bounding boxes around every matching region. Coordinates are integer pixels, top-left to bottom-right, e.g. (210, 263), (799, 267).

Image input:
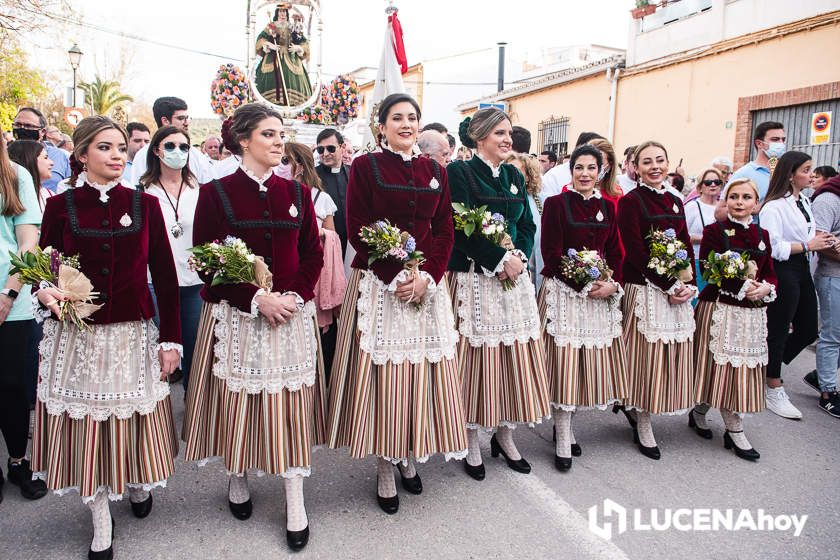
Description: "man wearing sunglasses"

(130, 96), (213, 185)
(12, 107), (71, 192)
(314, 128), (349, 254)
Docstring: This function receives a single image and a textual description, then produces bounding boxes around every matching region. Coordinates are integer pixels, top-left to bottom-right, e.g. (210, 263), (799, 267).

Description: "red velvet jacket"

(541, 190), (623, 290)
(193, 168), (324, 313)
(698, 219), (777, 308)
(347, 150), (453, 284)
(617, 183), (696, 291)
(39, 184), (182, 344)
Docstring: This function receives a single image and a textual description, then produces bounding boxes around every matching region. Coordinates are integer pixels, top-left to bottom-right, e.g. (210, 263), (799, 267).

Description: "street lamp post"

(68, 44), (83, 107)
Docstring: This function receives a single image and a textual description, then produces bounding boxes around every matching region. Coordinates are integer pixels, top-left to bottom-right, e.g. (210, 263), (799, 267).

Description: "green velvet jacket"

(446, 156), (535, 272)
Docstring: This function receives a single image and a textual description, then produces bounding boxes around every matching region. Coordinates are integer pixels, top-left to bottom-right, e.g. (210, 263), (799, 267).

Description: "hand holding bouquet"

(452, 203), (518, 289)
(9, 246), (102, 331)
(646, 228), (693, 283)
(359, 220), (426, 308)
(189, 236), (273, 291)
(701, 250), (757, 287)
(560, 248), (613, 289)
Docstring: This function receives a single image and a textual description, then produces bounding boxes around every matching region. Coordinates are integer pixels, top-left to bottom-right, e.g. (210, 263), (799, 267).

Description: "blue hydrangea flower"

(588, 267), (601, 279)
(404, 236), (417, 253)
(375, 220), (387, 230)
(663, 228), (676, 239)
(491, 213), (505, 222)
(567, 248), (578, 257)
(675, 249), (688, 260)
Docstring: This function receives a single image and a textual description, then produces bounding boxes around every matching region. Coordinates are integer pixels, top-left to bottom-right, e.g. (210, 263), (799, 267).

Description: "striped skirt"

(31, 320), (178, 502)
(448, 272), (551, 430)
(327, 269), (468, 463)
(694, 301), (766, 413)
(537, 282), (628, 410)
(622, 283), (695, 415)
(182, 303), (326, 477)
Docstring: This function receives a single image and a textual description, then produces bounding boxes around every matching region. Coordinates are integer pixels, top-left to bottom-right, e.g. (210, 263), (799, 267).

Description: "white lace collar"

(570, 187), (602, 200)
(76, 171), (121, 203)
(381, 142), (420, 162)
(727, 214), (752, 228)
(475, 153), (503, 178)
(639, 181), (666, 194)
(240, 164), (273, 192)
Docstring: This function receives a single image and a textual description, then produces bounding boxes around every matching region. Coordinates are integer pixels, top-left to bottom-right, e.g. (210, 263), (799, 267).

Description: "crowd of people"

(0, 92), (838, 558)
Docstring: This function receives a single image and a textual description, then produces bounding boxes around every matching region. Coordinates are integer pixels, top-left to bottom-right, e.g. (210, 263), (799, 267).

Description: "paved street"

(2, 347), (837, 560)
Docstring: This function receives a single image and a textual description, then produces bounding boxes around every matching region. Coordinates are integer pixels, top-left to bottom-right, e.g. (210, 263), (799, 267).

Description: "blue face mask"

(597, 166), (609, 184)
(162, 148), (189, 170)
(763, 142), (785, 159)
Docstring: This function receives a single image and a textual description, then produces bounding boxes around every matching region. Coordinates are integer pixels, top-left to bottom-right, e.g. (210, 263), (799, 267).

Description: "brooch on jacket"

(510, 184), (518, 195)
(289, 204), (298, 218)
(429, 177), (439, 190)
(120, 213), (132, 227)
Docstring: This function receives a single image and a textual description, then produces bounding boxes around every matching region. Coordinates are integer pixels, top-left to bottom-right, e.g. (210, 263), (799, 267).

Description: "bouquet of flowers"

(9, 246), (102, 331)
(646, 228), (693, 283)
(359, 220), (426, 309)
(297, 105), (332, 125)
(452, 202), (516, 289)
(188, 236), (272, 291)
(702, 250), (757, 287)
(327, 75), (360, 125)
(210, 64), (251, 118)
(560, 248), (613, 287)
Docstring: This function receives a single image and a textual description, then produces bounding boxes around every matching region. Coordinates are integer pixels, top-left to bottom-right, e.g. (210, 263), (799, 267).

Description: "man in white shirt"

(124, 122), (151, 184)
(537, 151), (557, 175)
(131, 97), (213, 185)
(616, 145), (637, 194)
(203, 136), (223, 161)
(540, 131), (604, 202)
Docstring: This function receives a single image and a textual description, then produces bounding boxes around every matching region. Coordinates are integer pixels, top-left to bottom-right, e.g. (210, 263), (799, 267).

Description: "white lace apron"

(708, 302), (768, 368)
(455, 268), (541, 348)
(211, 300), (318, 394)
(632, 282), (695, 344)
(37, 318), (169, 421)
(544, 277), (623, 349)
(356, 269), (458, 365)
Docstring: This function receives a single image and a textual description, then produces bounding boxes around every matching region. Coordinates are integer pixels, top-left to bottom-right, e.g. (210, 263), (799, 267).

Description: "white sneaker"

(765, 386), (803, 419)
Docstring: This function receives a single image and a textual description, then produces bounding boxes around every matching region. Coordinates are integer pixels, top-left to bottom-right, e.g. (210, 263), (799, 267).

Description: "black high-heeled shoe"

(88, 519), (115, 560)
(286, 525), (310, 551)
(399, 471), (423, 495)
(490, 435), (531, 474)
(688, 409), (713, 439)
(724, 431), (760, 461)
(571, 443), (582, 457)
(463, 460), (485, 481)
(227, 479), (252, 520)
(554, 455), (572, 471)
(632, 428), (661, 460)
(376, 476), (399, 515)
(130, 492), (153, 518)
(612, 403), (637, 429)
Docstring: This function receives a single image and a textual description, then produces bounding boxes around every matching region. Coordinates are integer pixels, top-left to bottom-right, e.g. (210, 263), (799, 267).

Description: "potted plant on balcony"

(631, 0), (657, 19)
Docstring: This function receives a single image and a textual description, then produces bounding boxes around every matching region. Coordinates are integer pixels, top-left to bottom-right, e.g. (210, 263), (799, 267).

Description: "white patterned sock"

(721, 408), (751, 449)
(284, 476), (308, 532)
(466, 428), (482, 466)
(228, 473), (250, 504)
(376, 458), (396, 498)
(397, 457), (417, 479)
(128, 486), (150, 504)
(692, 404), (711, 430)
(495, 426), (522, 460)
(554, 411), (572, 458)
(87, 491), (112, 553)
(636, 412), (657, 448)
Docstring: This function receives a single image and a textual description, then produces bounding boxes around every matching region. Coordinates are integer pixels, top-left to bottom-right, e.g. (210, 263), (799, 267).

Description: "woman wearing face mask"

(182, 104), (324, 551)
(139, 126), (203, 391)
(539, 145), (626, 471)
(758, 151), (838, 420)
(615, 141), (697, 460)
(685, 168), (723, 295)
(691, 178), (776, 460)
(447, 108), (549, 480)
(327, 93), (466, 514)
(284, 141), (346, 365)
(32, 116), (181, 559)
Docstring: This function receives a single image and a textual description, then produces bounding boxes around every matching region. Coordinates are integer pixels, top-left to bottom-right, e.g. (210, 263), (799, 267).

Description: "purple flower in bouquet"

(404, 236), (417, 253)
(663, 228), (676, 239)
(675, 249), (688, 260)
(567, 248), (578, 258)
(588, 266), (601, 279)
(49, 248), (60, 277)
(491, 212), (504, 222)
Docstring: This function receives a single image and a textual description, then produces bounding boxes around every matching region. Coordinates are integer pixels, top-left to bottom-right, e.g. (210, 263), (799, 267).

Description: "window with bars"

(538, 116), (570, 158)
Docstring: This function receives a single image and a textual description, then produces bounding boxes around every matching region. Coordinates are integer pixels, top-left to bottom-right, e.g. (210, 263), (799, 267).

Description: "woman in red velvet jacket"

(181, 104), (324, 552)
(539, 145), (627, 472)
(615, 141), (697, 461)
(327, 94), (467, 515)
(691, 178), (776, 461)
(33, 116), (181, 560)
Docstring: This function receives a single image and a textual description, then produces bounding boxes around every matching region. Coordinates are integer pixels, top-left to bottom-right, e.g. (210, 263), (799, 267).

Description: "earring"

(83, 162), (87, 171)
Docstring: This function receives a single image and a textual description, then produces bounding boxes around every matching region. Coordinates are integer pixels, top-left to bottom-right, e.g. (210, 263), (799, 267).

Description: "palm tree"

(79, 76), (133, 116)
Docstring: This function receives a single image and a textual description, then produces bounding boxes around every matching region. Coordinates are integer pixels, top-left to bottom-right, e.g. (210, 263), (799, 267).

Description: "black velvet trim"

(65, 187), (143, 238)
(367, 153), (442, 194)
(213, 179), (302, 229)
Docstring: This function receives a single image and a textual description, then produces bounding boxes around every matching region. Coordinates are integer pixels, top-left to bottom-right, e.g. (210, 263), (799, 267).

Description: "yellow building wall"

(505, 72), (613, 155)
(613, 21), (839, 176)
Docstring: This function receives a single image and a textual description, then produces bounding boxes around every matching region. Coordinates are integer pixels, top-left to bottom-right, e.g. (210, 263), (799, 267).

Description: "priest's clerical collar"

(330, 166), (341, 174)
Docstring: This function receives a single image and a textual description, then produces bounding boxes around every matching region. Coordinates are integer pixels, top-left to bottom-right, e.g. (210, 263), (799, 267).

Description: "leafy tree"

(0, 41), (46, 129)
(79, 75), (133, 116)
